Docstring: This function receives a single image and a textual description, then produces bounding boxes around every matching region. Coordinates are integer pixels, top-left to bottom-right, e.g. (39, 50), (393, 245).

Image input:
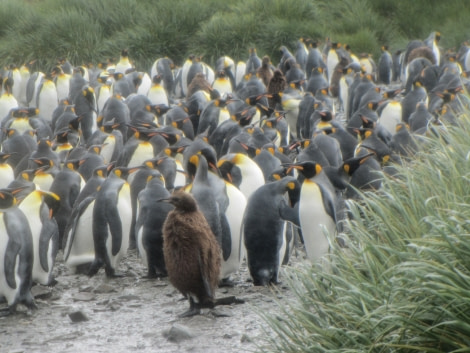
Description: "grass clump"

(259, 109), (470, 351)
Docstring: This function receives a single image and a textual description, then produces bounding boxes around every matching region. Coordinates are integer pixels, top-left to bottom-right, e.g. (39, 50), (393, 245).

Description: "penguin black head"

(290, 161), (323, 179)
(92, 165), (110, 179)
(111, 166), (141, 180)
(0, 189), (17, 209)
(0, 152), (13, 164)
(341, 153), (375, 176)
(162, 190), (198, 213)
(38, 190), (61, 219)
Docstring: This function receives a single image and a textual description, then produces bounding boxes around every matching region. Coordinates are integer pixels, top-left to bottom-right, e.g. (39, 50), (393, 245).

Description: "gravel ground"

(0, 246), (306, 353)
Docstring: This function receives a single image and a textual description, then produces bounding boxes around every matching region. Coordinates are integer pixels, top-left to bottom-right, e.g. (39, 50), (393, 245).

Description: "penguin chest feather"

(299, 180), (336, 262)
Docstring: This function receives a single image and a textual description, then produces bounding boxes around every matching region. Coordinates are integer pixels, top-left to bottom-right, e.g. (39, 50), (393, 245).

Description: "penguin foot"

(178, 307), (201, 318)
(218, 278), (237, 287)
(0, 307), (12, 317)
(215, 296), (245, 306)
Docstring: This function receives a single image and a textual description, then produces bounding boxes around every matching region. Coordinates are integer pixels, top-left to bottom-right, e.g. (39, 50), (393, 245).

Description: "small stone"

(31, 286), (52, 300)
(94, 283), (116, 294)
(223, 333), (232, 339)
(72, 292), (95, 302)
(117, 295), (140, 301)
(210, 309), (232, 317)
(163, 324), (196, 343)
(68, 311), (89, 323)
(241, 334), (252, 343)
(79, 285), (93, 292)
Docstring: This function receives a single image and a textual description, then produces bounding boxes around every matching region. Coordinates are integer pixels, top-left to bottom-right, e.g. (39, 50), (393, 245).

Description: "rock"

(241, 334), (252, 343)
(72, 292), (95, 302)
(79, 285), (93, 292)
(31, 286), (52, 300)
(210, 309), (232, 317)
(163, 324), (196, 343)
(68, 310), (89, 323)
(93, 283), (116, 294)
(117, 295), (140, 301)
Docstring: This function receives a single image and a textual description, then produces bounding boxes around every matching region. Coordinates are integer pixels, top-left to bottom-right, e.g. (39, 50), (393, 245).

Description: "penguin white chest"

(128, 142), (154, 168)
(299, 180), (335, 262)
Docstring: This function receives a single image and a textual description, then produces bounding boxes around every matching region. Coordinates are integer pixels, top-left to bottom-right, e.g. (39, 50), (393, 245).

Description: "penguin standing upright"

(378, 46), (393, 85)
(290, 161), (339, 263)
(73, 85), (97, 144)
(162, 191), (222, 317)
(245, 48), (262, 74)
(0, 189), (36, 314)
(115, 49), (133, 74)
(36, 73), (59, 124)
(18, 190), (60, 286)
(147, 75), (169, 106)
(88, 166), (138, 277)
(63, 166), (108, 274)
(135, 173), (173, 278)
(243, 176), (300, 286)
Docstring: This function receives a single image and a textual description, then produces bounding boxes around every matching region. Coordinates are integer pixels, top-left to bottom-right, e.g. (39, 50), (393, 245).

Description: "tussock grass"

(0, 0), (467, 70)
(259, 112), (470, 352)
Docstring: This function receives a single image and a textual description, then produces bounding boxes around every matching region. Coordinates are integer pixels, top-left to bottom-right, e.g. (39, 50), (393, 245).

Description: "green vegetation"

(259, 109), (470, 351)
(0, 0), (468, 71)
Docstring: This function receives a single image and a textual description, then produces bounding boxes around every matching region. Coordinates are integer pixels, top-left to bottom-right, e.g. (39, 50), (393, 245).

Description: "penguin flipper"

(320, 187), (338, 225)
(5, 237), (21, 289)
(107, 205), (123, 257)
(220, 213), (231, 262)
(279, 199), (300, 227)
(38, 219), (58, 273)
(63, 197), (95, 260)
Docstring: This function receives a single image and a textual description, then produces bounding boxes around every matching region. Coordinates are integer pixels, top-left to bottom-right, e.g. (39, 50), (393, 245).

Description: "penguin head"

(162, 190), (197, 213)
(0, 152), (13, 164)
(289, 161), (323, 179)
(0, 189), (18, 209)
(111, 166), (141, 180)
(92, 165), (110, 179)
(342, 153), (375, 176)
(217, 155), (242, 188)
(37, 190), (61, 219)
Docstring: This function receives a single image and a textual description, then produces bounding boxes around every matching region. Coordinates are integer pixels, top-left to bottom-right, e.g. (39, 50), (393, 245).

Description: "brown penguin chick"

(407, 46), (436, 65)
(186, 72), (212, 98)
(162, 191), (222, 317)
(257, 55), (274, 87)
(267, 69), (287, 109)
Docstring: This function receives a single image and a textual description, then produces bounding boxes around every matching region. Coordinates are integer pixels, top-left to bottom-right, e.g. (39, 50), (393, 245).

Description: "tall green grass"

(258, 110), (470, 351)
(0, 0), (467, 71)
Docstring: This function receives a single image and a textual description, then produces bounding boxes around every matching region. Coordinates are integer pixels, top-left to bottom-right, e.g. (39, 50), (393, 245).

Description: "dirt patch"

(1, 247), (306, 353)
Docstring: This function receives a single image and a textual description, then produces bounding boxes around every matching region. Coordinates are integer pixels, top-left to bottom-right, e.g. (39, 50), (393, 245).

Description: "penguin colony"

(0, 31), (469, 316)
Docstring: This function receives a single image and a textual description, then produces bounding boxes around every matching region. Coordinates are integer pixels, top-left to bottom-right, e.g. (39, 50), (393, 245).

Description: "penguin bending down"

(88, 167), (138, 277)
(162, 191), (222, 317)
(0, 189), (36, 315)
(18, 190), (60, 286)
(243, 176), (300, 286)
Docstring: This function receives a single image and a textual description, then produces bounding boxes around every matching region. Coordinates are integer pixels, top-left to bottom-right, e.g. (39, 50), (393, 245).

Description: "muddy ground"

(0, 246), (307, 353)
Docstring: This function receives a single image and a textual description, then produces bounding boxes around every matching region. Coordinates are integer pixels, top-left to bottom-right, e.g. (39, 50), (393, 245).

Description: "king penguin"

(135, 172), (173, 278)
(0, 189), (36, 314)
(88, 166), (138, 277)
(242, 176), (300, 286)
(162, 190), (222, 317)
(0, 153), (15, 188)
(290, 161), (338, 263)
(36, 73), (59, 124)
(18, 190), (60, 286)
(63, 165), (108, 274)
